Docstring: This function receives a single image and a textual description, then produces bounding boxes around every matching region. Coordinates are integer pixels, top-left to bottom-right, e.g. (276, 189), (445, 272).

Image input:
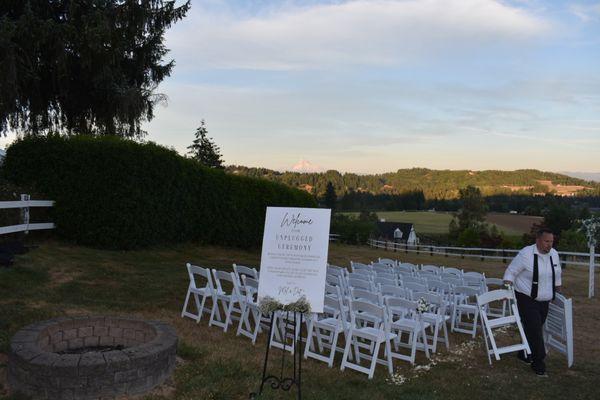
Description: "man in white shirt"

(504, 228), (562, 376)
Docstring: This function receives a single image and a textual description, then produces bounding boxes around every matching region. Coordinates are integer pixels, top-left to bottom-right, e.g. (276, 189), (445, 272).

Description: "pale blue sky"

(5, 0), (600, 173)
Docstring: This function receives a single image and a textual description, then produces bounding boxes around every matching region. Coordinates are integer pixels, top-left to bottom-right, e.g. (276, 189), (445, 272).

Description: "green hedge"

(2, 136), (316, 249)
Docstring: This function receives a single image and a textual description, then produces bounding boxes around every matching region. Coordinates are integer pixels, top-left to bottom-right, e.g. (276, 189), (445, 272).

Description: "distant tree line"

(226, 166), (600, 201)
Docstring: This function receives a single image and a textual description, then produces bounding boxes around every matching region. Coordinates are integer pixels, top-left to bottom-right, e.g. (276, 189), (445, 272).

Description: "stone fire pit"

(8, 316), (178, 400)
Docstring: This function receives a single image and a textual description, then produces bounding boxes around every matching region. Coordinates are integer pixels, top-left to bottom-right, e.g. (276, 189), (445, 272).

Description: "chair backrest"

(212, 269), (239, 297)
(380, 285), (410, 299)
(421, 264), (441, 274)
(453, 285), (481, 304)
(443, 276), (464, 288)
(464, 275), (487, 293)
(442, 267), (463, 276)
(417, 292), (445, 315)
(385, 297), (417, 320)
(233, 264), (258, 281)
(351, 288), (382, 306)
(327, 265), (347, 278)
(348, 277), (373, 291)
(326, 273), (342, 287)
(374, 277), (397, 287)
(348, 272), (372, 282)
(464, 271), (485, 279)
(378, 258), (397, 267)
(323, 294), (342, 318)
(186, 263), (215, 292)
(403, 282), (428, 293)
(351, 261), (370, 273)
(242, 276), (260, 303)
(375, 271), (396, 280)
(417, 270), (439, 279)
(402, 276), (427, 286)
(350, 300), (385, 328)
(398, 263), (417, 273)
(372, 262), (392, 274)
(428, 280), (451, 295)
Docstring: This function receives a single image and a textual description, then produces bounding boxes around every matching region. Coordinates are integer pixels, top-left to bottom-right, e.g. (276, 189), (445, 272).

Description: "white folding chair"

(304, 293), (350, 367)
(270, 311), (303, 354)
(236, 276), (268, 344)
(181, 263), (215, 323)
(451, 286), (481, 337)
(341, 301), (397, 379)
(477, 288), (530, 364)
(544, 293), (574, 367)
(210, 269), (244, 332)
(419, 292), (450, 353)
(385, 297), (430, 365)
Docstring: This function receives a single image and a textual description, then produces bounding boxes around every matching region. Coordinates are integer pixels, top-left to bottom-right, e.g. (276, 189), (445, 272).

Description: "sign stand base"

(249, 311), (303, 400)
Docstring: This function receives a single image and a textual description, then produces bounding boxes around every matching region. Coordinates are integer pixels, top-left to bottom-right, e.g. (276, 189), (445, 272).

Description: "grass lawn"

(0, 239), (598, 400)
(343, 211), (537, 236)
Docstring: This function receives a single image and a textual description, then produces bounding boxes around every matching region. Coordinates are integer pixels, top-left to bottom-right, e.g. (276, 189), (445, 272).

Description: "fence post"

(445, 248), (448, 258)
(502, 249), (506, 264)
(480, 249), (484, 262)
(430, 246), (433, 257)
(590, 245), (596, 298)
(20, 194), (30, 234)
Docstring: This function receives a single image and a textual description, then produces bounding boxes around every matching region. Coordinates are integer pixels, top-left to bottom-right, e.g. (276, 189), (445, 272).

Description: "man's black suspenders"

(531, 253), (556, 300)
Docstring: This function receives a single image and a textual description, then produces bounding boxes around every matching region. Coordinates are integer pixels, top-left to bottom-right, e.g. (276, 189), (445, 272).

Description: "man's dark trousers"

(515, 291), (550, 372)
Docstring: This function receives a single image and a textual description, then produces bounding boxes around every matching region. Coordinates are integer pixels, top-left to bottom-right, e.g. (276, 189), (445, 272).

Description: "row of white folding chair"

(181, 264), (243, 331)
(340, 297), (437, 379)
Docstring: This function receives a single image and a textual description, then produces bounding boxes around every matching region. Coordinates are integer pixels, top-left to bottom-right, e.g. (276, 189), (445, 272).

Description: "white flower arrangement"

(258, 295), (312, 315)
(416, 297), (430, 314)
(579, 216), (600, 247)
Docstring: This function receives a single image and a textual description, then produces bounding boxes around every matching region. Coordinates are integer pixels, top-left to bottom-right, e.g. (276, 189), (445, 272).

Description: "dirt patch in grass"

(486, 212), (543, 235)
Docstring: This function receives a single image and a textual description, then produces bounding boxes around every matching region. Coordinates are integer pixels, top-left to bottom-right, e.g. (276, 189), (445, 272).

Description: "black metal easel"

(250, 311), (303, 400)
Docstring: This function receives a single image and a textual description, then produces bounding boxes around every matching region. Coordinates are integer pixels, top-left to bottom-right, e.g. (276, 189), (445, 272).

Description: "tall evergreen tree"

(0, 0), (190, 137)
(187, 120), (224, 169)
(324, 181), (337, 211)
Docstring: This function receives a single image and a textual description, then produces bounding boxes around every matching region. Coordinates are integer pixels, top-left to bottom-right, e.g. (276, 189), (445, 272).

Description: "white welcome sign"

(258, 207), (331, 313)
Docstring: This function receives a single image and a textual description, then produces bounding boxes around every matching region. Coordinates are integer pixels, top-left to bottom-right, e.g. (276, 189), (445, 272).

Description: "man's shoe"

(531, 364), (547, 377)
(517, 352), (532, 364)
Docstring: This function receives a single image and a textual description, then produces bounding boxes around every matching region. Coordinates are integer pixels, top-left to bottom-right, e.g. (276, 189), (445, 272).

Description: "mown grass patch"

(0, 239), (597, 399)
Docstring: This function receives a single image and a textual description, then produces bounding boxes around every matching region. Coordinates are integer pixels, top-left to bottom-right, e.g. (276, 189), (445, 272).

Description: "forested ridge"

(226, 166), (600, 200)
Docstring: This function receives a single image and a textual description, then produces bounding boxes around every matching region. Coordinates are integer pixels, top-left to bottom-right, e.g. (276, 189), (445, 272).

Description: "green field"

(343, 211), (534, 236)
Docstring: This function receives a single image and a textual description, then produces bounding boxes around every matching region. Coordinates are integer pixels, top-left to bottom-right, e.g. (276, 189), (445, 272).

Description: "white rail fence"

(368, 239), (598, 298)
(0, 194), (55, 235)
